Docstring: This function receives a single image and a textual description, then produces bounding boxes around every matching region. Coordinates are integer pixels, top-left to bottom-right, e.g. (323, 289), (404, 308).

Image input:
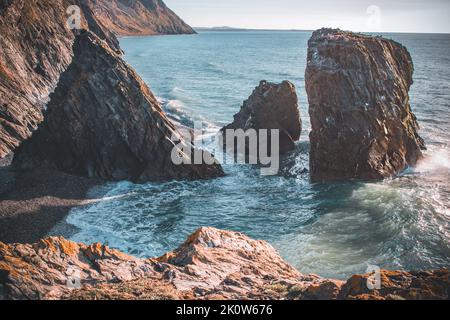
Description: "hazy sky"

(165, 0), (450, 33)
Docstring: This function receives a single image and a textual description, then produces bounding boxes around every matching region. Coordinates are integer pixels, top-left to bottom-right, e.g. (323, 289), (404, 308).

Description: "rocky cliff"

(222, 81), (302, 155)
(85, 0), (196, 36)
(13, 31), (223, 183)
(0, 0), (120, 159)
(0, 227), (448, 300)
(306, 29), (425, 182)
(0, 0), (194, 159)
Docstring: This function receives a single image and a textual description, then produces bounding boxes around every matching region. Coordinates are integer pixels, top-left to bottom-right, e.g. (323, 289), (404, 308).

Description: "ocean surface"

(57, 31), (450, 279)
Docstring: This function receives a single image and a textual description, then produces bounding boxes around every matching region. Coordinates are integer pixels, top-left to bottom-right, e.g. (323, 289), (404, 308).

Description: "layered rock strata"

(12, 31), (223, 182)
(84, 0), (196, 36)
(0, 0), (194, 158)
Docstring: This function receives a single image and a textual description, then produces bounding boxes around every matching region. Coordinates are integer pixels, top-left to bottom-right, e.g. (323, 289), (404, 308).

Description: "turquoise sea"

(58, 31), (450, 279)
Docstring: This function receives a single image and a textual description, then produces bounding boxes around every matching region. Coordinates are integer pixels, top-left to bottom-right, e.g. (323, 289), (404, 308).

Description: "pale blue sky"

(165, 0), (450, 33)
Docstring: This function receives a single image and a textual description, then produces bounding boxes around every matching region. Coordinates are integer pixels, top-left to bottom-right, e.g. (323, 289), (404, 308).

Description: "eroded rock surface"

(0, 0), (121, 158)
(12, 31), (223, 183)
(222, 81), (301, 154)
(0, 227), (322, 300)
(306, 28), (425, 182)
(339, 270), (450, 300)
(85, 0), (196, 36)
(0, 227), (447, 300)
(0, 0), (194, 158)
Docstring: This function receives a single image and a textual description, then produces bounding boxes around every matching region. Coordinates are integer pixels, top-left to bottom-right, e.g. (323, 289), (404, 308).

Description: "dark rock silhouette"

(13, 31), (223, 183)
(306, 29), (425, 182)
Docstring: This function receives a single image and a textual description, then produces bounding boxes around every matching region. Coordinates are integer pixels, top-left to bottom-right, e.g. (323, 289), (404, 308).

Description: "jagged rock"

(306, 28), (425, 182)
(338, 270), (450, 300)
(85, 0), (196, 36)
(0, 227), (447, 300)
(0, 0), (120, 158)
(222, 81), (302, 154)
(0, 0), (194, 158)
(0, 227), (323, 300)
(12, 31), (223, 183)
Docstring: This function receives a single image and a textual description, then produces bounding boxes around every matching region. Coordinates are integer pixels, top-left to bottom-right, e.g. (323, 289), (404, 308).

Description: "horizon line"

(193, 26), (450, 35)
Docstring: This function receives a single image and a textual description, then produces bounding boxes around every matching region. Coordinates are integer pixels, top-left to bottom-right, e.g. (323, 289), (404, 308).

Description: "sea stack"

(306, 28), (425, 182)
(222, 80), (302, 154)
(13, 31), (224, 183)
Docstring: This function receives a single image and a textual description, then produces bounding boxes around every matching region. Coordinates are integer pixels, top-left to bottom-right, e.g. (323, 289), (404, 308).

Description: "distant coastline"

(194, 26), (450, 35)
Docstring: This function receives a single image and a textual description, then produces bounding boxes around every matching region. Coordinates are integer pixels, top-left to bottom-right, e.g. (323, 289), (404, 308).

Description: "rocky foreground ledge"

(0, 227), (448, 300)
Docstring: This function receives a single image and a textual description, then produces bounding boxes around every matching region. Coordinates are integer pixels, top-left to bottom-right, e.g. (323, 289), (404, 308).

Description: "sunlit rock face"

(306, 28), (425, 182)
(1, 227), (448, 300)
(84, 0), (196, 36)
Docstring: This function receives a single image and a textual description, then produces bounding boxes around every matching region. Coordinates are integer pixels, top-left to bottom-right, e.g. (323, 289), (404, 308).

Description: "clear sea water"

(60, 31), (450, 279)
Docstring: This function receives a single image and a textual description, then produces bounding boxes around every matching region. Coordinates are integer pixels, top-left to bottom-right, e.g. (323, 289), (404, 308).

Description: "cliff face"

(85, 0), (196, 36)
(13, 31), (223, 183)
(222, 80), (302, 154)
(0, 227), (448, 300)
(306, 29), (425, 182)
(0, 0), (194, 159)
(0, 0), (121, 159)
(0, 0), (76, 158)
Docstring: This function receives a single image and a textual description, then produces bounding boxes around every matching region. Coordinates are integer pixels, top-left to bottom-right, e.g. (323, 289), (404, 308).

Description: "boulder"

(221, 80), (302, 154)
(305, 28), (425, 182)
(13, 31), (223, 183)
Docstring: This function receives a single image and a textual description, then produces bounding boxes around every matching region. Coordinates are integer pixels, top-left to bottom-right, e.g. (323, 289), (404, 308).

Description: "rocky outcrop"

(0, 0), (120, 159)
(0, 227), (448, 300)
(0, 0), (194, 159)
(338, 270), (450, 300)
(306, 29), (425, 182)
(222, 81), (302, 154)
(85, 0), (196, 36)
(12, 31), (223, 183)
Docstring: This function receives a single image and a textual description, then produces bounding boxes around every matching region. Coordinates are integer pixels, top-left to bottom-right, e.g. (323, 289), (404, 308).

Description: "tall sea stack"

(306, 28), (425, 182)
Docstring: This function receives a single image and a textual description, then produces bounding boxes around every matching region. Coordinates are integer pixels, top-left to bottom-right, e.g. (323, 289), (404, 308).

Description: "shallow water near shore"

(58, 31), (450, 280)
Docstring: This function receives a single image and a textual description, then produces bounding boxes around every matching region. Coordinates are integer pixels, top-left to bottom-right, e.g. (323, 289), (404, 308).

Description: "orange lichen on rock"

(1, 228), (449, 300)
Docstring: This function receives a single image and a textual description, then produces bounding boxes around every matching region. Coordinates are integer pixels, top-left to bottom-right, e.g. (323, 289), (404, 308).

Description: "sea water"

(60, 31), (450, 279)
